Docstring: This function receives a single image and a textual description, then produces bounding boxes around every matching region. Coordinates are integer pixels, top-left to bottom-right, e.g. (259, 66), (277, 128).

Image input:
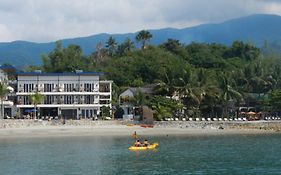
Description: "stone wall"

(0, 119), (121, 129)
(0, 120), (281, 131)
(154, 121), (281, 131)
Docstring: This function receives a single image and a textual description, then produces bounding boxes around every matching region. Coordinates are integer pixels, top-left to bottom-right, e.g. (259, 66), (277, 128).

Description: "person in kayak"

(143, 139), (150, 147)
(135, 139), (142, 147)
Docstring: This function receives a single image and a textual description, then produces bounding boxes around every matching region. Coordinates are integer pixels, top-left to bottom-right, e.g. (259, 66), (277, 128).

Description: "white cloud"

(0, 0), (279, 42)
(263, 2), (281, 15)
(0, 24), (14, 41)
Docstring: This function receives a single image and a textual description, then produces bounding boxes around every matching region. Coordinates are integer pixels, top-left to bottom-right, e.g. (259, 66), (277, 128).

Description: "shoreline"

(0, 120), (279, 139)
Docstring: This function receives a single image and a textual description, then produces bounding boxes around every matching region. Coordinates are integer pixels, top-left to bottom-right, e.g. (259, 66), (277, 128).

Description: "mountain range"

(1, 14), (281, 66)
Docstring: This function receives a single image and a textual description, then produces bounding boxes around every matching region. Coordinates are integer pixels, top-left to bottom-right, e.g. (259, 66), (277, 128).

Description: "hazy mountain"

(1, 14), (281, 66)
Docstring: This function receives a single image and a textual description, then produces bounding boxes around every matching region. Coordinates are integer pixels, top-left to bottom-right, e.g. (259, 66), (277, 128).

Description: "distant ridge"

(1, 14), (281, 66)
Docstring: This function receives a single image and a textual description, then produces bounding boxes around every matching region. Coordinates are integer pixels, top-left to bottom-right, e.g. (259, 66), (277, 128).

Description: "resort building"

(119, 84), (156, 119)
(16, 71), (112, 119)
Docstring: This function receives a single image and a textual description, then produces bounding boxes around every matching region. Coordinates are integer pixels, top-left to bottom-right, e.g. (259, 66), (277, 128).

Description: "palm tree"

(30, 92), (44, 119)
(0, 83), (9, 119)
(123, 38), (135, 52)
(218, 75), (243, 117)
(136, 30), (152, 49)
(132, 90), (146, 107)
(154, 71), (176, 96)
(152, 102), (172, 121)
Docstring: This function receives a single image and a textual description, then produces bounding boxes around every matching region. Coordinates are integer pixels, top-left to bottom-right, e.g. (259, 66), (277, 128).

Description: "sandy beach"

(0, 124), (277, 139)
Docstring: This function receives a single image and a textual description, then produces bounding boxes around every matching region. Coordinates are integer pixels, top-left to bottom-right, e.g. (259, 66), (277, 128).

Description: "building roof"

(17, 71), (105, 76)
(119, 84), (157, 97)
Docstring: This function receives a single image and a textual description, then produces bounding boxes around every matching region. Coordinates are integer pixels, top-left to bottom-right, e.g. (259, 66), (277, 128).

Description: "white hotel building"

(16, 71), (112, 119)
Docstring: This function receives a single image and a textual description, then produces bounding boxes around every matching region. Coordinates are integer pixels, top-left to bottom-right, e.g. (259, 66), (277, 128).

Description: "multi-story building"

(16, 71), (112, 119)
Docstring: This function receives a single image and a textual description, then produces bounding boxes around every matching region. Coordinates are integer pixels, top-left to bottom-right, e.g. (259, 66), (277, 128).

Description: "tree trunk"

(34, 104), (36, 120)
(1, 98), (3, 119)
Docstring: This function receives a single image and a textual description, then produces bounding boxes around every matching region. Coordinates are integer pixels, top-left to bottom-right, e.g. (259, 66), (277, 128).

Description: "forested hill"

(1, 14), (281, 66)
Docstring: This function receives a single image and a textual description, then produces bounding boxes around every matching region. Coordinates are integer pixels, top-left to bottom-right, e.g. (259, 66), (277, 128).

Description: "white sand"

(0, 125), (276, 139)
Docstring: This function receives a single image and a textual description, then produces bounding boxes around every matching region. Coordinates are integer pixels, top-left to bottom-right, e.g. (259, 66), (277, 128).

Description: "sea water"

(0, 133), (281, 175)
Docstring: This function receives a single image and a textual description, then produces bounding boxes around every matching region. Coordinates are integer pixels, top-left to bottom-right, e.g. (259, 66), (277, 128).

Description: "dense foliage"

(39, 30), (281, 120)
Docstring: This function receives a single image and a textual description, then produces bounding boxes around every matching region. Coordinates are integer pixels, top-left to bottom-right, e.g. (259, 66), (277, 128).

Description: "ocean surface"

(0, 133), (281, 175)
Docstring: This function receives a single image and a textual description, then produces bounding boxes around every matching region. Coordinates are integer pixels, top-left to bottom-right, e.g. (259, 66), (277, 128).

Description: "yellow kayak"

(129, 143), (159, 150)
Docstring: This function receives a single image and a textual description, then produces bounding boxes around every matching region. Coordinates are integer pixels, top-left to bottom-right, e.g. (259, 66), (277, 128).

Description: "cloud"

(0, 0), (279, 42)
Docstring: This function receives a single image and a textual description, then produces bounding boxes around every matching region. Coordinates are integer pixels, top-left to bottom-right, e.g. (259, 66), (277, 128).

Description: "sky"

(0, 0), (280, 43)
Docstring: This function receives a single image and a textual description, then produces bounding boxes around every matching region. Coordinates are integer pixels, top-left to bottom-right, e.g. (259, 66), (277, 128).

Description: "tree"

(117, 38), (135, 56)
(132, 90), (146, 107)
(42, 42), (86, 72)
(101, 106), (110, 119)
(161, 39), (181, 53)
(0, 83), (9, 119)
(136, 30), (152, 49)
(218, 75), (243, 117)
(152, 102), (172, 121)
(122, 38), (135, 52)
(30, 92), (44, 119)
(114, 107), (124, 119)
(269, 89), (281, 110)
(106, 36), (117, 56)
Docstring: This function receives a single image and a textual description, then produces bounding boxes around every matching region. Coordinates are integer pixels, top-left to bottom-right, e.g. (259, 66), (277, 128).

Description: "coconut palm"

(30, 92), (44, 119)
(123, 38), (135, 52)
(152, 102), (172, 121)
(132, 90), (146, 107)
(136, 30), (152, 49)
(154, 71), (176, 96)
(218, 75), (243, 117)
(0, 82), (9, 119)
